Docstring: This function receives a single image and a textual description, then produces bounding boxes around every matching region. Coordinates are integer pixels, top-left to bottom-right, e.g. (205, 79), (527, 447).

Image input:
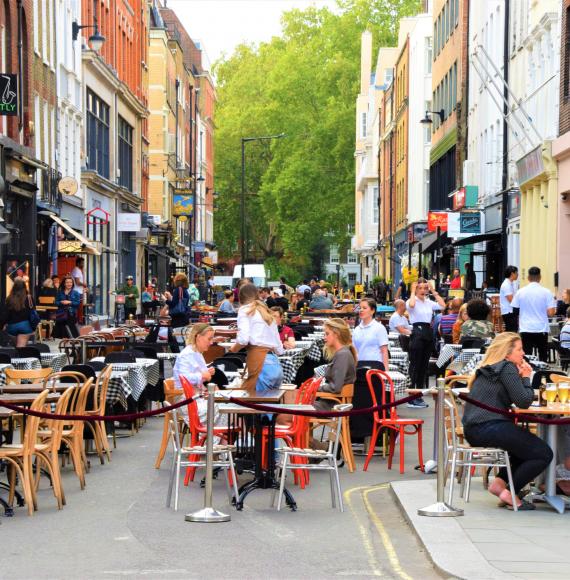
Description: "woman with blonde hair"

(452, 303), (469, 344)
(314, 318), (357, 411)
(164, 273), (190, 328)
(173, 323), (225, 426)
(229, 283), (284, 391)
(462, 332), (552, 510)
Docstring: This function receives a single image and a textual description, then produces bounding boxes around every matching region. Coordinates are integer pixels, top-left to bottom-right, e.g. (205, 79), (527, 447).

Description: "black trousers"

(409, 323), (433, 389)
(502, 312), (518, 333)
(521, 332), (548, 362)
(464, 420), (553, 494)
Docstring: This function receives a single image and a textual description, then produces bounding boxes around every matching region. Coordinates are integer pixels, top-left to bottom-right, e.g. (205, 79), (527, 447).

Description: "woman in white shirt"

(172, 323), (225, 427)
(230, 283), (284, 392)
(406, 278), (446, 408)
(353, 297), (389, 370)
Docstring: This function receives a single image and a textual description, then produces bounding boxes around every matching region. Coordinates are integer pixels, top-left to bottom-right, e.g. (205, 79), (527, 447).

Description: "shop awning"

(414, 231), (449, 254)
(146, 245), (174, 261)
(50, 214), (101, 256)
(451, 233), (501, 247)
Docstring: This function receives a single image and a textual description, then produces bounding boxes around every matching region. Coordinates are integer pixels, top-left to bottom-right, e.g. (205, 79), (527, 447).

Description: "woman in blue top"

(55, 275), (81, 338)
(164, 273), (190, 328)
(352, 297), (389, 370)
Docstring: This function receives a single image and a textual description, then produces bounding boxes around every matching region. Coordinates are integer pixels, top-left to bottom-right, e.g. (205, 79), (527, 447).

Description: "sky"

(166, 0), (338, 66)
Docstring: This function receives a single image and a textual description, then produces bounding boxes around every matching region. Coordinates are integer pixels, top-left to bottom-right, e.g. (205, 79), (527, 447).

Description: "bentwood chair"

(4, 367), (52, 385)
(166, 406), (239, 511)
(154, 378), (184, 469)
(83, 365), (113, 464)
(273, 404), (352, 512)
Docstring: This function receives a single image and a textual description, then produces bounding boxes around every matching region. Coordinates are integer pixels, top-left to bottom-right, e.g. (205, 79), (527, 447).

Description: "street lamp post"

(240, 133), (285, 280)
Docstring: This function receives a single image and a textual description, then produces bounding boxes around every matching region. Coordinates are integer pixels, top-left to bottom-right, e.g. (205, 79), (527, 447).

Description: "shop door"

(470, 251), (502, 291)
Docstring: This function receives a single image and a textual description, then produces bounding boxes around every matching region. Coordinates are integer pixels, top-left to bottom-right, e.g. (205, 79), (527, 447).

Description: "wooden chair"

(0, 390), (51, 515)
(550, 374), (569, 385)
(42, 371), (85, 390)
(4, 368), (52, 385)
(314, 383), (356, 472)
(154, 377), (184, 469)
(84, 365), (113, 464)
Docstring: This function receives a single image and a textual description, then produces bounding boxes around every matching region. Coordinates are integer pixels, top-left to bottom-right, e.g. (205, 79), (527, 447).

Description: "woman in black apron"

(406, 278), (446, 408)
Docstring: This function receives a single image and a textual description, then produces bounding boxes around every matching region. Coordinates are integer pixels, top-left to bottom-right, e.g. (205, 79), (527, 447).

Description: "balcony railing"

(39, 168), (62, 209)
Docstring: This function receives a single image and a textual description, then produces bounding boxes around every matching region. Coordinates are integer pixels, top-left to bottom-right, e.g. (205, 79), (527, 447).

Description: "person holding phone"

(406, 278), (446, 408)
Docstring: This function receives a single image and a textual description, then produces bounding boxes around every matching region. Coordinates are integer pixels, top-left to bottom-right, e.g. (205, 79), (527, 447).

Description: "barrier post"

(186, 383), (231, 523)
(81, 339), (87, 364)
(417, 378), (464, 517)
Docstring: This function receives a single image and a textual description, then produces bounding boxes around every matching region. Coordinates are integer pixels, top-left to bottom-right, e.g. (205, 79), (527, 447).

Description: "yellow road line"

(344, 485), (384, 577)
(345, 484), (413, 580)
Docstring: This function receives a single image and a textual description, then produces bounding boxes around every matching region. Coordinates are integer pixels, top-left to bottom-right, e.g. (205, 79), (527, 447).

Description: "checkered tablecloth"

(106, 371), (131, 409)
(436, 344), (463, 368)
(39, 352), (67, 372)
(461, 354), (485, 376)
(446, 349), (483, 374)
(0, 363), (14, 388)
(279, 347), (309, 383)
(10, 357), (42, 370)
(306, 337), (325, 362)
(90, 357), (160, 401)
(389, 350), (409, 374)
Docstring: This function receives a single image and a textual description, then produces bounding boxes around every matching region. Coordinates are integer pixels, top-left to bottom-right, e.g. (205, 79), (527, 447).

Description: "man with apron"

(406, 278), (446, 408)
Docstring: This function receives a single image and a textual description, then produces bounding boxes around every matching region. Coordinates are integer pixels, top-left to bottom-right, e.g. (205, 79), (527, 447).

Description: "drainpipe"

(501, 0), (510, 272)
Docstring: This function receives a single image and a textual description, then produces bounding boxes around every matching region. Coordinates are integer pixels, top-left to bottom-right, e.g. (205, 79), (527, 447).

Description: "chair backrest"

(125, 349), (146, 359)
(38, 296), (56, 306)
(163, 377), (183, 401)
(61, 364), (97, 379)
(15, 346), (41, 359)
(22, 390), (50, 456)
(86, 360), (106, 372)
(459, 337), (486, 350)
(441, 334), (454, 344)
(42, 371), (84, 390)
(44, 386), (76, 448)
(104, 351), (136, 364)
(65, 378), (94, 433)
(93, 365), (112, 414)
(220, 355), (245, 368)
(131, 345), (158, 359)
(213, 359), (239, 373)
(443, 397), (459, 450)
(169, 406), (184, 454)
(0, 347), (16, 358)
(550, 374), (569, 385)
(4, 367), (52, 385)
(0, 353), (11, 364)
(179, 375), (203, 432)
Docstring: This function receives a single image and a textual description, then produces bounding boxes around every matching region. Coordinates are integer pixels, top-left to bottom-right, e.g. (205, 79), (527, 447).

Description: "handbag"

(55, 309), (69, 322)
(27, 296), (41, 330)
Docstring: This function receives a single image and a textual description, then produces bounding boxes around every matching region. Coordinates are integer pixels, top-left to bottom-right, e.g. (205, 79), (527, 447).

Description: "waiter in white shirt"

(389, 299), (412, 335)
(499, 265), (519, 332)
(405, 278), (446, 408)
(511, 266), (556, 362)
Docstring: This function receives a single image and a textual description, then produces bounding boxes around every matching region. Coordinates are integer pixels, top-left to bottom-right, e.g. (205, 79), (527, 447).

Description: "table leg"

(543, 423), (567, 514)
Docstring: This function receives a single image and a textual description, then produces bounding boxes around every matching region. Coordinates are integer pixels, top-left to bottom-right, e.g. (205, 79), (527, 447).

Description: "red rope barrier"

(458, 393), (570, 425)
(228, 392), (422, 417)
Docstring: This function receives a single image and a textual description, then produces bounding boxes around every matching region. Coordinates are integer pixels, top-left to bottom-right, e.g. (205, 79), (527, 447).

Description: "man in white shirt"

(389, 299), (411, 335)
(499, 265), (519, 332)
(71, 257), (86, 295)
(511, 266), (556, 362)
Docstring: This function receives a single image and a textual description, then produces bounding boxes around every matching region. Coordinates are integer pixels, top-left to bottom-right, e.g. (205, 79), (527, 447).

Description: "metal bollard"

(81, 339), (87, 365)
(417, 378), (464, 517)
(186, 383), (231, 523)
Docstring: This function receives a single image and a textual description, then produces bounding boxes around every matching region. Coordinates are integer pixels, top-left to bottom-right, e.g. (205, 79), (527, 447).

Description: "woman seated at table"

(452, 303), (469, 344)
(229, 283), (284, 392)
(270, 306), (296, 349)
(462, 332), (553, 510)
(352, 297), (388, 370)
(217, 290), (236, 315)
(314, 318), (357, 411)
(54, 275), (81, 339)
(172, 323), (226, 427)
(459, 299), (495, 343)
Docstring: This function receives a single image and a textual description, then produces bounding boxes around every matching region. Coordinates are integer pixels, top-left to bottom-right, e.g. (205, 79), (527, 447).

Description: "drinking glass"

(559, 383), (570, 406)
(545, 384), (558, 407)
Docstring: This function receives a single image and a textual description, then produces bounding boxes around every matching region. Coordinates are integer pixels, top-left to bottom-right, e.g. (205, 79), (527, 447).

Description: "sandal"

(506, 500), (535, 511)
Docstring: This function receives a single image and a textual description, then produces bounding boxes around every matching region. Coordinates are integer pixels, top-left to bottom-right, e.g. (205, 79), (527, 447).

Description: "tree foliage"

(213, 0), (420, 277)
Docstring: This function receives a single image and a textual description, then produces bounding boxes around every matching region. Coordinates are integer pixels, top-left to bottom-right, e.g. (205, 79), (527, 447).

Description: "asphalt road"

(1, 407), (444, 579)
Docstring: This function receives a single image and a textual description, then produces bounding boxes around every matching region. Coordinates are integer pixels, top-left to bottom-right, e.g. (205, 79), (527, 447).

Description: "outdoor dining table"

(217, 391), (315, 511)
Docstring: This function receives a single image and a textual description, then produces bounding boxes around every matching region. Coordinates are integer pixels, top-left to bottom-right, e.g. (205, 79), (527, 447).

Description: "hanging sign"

(427, 211), (448, 232)
(0, 74), (18, 116)
(117, 212), (141, 232)
(173, 194), (194, 217)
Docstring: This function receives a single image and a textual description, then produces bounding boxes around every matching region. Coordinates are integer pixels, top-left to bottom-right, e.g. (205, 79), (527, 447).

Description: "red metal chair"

(364, 369), (424, 474)
(179, 376), (238, 485)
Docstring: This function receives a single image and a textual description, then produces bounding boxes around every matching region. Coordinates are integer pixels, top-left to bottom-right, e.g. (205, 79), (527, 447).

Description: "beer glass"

(559, 383), (570, 406)
(545, 384), (558, 406)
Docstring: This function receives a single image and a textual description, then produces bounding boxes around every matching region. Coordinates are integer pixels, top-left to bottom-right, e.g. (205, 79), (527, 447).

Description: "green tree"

(214, 0), (420, 276)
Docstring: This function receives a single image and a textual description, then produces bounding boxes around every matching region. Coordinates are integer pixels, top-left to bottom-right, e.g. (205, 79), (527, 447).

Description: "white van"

(232, 264), (267, 288)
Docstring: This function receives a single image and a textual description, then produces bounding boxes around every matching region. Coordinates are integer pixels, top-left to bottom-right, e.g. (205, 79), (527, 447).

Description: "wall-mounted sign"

(427, 211), (448, 232)
(173, 194), (194, 217)
(58, 176), (78, 196)
(0, 74), (18, 116)
(460, 212), (482, 234)
(508, 189), (521, 219)
(516, 146), (544, 185)
(453, 187), (466, 210)
(117, 212), (141, 232)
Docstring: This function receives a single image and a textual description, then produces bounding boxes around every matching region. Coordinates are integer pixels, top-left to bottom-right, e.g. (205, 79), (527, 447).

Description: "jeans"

(464, 420), (553, 494)
(256, 353), (283, 392)
(520, 332), (548, 362)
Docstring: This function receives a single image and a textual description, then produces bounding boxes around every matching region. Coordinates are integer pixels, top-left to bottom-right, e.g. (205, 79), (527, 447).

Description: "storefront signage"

(427, 211), (448, 232)
(117, 212), (141, 232)
(508, 189), (521, 219)
(173, 194), (194, 216)
(0, 74), (18, 116)
(516, 146), (544, 185)
(453, 188), (466, 210)
(460, 212), (482, 234)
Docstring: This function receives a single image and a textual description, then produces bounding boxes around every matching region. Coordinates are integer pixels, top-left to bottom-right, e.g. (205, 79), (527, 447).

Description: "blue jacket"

(56, 289), (81, 316)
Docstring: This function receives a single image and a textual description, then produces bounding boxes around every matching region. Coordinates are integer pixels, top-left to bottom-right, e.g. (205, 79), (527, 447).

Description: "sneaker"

(407, 398), (429, 409)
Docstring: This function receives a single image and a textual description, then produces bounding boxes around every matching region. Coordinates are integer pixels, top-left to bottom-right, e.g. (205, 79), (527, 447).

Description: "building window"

(373, 186), (379, 224)
(425, 37), (432, 74)
(361, 112), (367, 138)
(329, 245), (339, 264)
(118, 116), (133, 191)
(86, 89), (110, 179)
(347, 252), (358, 264)
(348, 273), (357, 284)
